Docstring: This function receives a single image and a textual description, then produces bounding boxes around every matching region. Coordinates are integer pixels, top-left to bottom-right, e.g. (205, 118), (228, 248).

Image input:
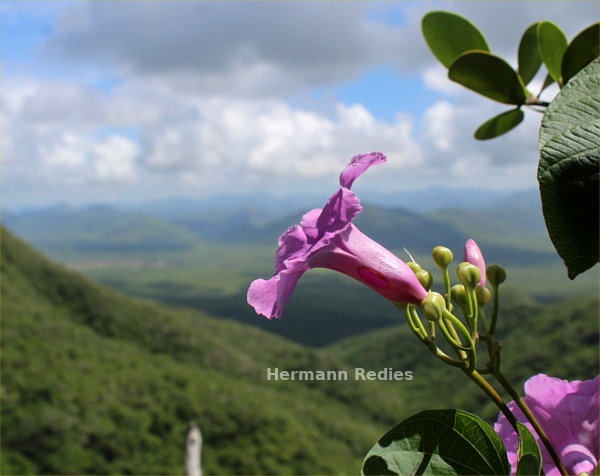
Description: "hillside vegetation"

(1, 227), (417, 475)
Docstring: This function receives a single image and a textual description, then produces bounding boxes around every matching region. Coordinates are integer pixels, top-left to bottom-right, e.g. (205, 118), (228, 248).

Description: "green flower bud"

(393, 301), (409, 311)
(475, 284), (491, 306)
(407, 261), (421, 273)
(416, 269), (433, 290)
(457, 262), (481, 289)
(419, 292), (446, 321)
(487, 264), (507, 287)
(432, 246), (453, 268)
(450, 284), (467, 308)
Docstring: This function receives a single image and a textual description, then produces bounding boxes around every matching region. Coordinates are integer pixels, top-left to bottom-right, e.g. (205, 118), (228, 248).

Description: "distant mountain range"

(3, 191), (555, 266)
(7, 188), (542, 217)
(4, 195), (593, 349)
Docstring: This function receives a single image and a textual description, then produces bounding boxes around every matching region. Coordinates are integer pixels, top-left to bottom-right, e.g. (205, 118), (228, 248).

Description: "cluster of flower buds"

(402, 239), (508, 373)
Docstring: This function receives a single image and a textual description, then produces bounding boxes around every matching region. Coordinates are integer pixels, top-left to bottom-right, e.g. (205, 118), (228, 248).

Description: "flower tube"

(247, 152), (428, 319)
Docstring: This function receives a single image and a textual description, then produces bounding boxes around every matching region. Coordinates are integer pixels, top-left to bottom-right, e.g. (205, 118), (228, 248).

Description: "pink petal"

(562, 444), (597, 475)
(247, 267), (307, 319)
(275, 225), (309, 273)
(313, 188), (362, 243)
(339, 152), (386, 189)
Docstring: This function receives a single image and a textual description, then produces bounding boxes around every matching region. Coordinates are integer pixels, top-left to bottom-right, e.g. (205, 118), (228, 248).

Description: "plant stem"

(479, 307), (490, 335)
(403, 306), (427, 341)
(465, 370), (519, 432)
(525, 97), (550, 107)
(402, 306), (462, 367)
(441, 267), (453, 310)
(488, 284), (500, 336)
(442, 309), (476, 372)
(493, 370), (569, 476)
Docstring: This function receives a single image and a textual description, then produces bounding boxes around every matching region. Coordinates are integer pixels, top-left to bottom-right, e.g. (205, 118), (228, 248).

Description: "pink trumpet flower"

(247, 152), (429, 319)
(495, 374), (599, 476)
(464, 238), (486, 286)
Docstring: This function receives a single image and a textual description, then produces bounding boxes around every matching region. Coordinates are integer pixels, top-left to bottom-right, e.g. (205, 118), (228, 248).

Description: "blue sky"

(2, 1), (597, 209)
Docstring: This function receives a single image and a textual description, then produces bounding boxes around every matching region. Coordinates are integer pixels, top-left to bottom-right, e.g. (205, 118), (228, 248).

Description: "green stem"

(493, 370), (569, 476)
(403, 306), (427, 341)
(403, 307), (462, 367)
(469, 288), (478, 322)
(428, 320), (436, 339)
(462, 287), (477, 342)
(465, 370), (519, 432)
(525, 96), (550, 107)
(408, 306), (429, 339)
(437, 316), (469, 351)
(443, 316), (462, 347)
(427, 340), (464, 367)
(488, 284), (500, 336)
(441, 267), (453, 311)
(442, 309), (476, 372)
(478, 307), (490, 335)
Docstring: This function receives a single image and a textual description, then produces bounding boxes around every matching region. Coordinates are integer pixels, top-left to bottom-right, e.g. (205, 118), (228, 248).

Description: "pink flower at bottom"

(247, 152), (428, 319)
(495, 374), (599, 475)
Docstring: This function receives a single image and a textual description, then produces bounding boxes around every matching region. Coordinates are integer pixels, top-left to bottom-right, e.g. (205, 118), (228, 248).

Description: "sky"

(1, 0), (597, 209)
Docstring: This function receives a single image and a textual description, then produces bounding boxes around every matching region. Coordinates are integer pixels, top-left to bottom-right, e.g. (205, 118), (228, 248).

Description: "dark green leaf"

(362, 409), (510, 475)
(518, 23), (542, 85)
(516, 422), (542, 475)
(562, 23), (600, 85)
(537, 21), (568, 85)
(422, 11), (489, 68)
(475, 108), (524, 140)
(538, 58), (599, 279)
(448, 51), (526, 105)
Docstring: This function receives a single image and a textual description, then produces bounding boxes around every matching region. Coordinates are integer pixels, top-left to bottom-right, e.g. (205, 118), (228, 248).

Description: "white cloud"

(2, 76), (427, 205)
(422, 101), (456, 152)
(418, 92), (543, 191)
(4, 68), (548, 208)
(42, 1), (596, 97)
(38, 132), (139, 185)
(44, 2), (425, 96)
(422, 65), (463, 95)
(93, 135), (139, 183)
(3, 1), (597, 208)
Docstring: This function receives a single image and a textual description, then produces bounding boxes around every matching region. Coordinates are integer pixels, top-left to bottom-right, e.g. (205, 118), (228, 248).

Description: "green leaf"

(422, 11), (490, 68)
(538, 58), (599, 279)
(518, 23), (542, 85)
(562, 23), (600, 85)
(362, 409), (510, 475)
(475, 108), (524, 140)
(516, 422), (542, 475)
(448, 51), (526, 105)
(537, 21), (568, 85)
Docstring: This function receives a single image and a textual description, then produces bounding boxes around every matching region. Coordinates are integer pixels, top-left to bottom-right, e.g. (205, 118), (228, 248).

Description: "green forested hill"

(326, 290), (599, 422)
(1, 227), (417, 475)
